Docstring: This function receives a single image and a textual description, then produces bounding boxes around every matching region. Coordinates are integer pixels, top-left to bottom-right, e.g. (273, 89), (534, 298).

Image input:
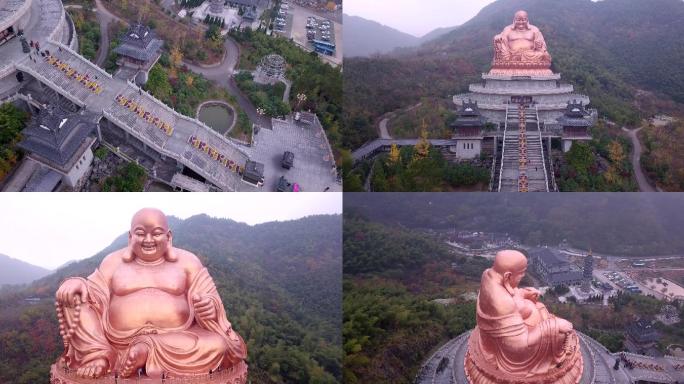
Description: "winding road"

(183, 37), (273, 129)
(93, 0), (127, 67)
(92, 1), (270, 129)
(622, 127), (656, 192)
(377, 102), (423, 139)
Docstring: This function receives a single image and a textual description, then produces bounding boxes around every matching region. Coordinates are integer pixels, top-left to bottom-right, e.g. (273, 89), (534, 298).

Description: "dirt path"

(622, 126), (657, 192)
(377, 102), (423, 139)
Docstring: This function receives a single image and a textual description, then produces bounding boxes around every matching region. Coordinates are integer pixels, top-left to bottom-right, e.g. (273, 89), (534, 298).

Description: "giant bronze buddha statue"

(51, 208), (247, 383)
(464, 250), (583, 384)
(490, 11), (553, 76)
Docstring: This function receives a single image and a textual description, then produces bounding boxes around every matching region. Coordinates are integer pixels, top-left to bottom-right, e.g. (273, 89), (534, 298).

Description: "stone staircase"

(497, 105), (549, 192)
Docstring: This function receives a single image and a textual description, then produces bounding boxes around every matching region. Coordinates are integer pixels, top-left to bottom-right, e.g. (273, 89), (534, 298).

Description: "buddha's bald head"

(131, 208), (169, 230)
(493, 250), (528, 274)
(492, 250), (528, 289)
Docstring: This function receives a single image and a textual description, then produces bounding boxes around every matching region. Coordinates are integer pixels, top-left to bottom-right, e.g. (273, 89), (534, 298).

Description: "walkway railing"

(53, 40), (113, 79)
(313, 113), (338, 179)
(534, 106), (550, 192)
(15, 62), (85, 108)
(125, 80), (249, 160)
(497, 106), (511, 192)
(103, 110), (237, 191)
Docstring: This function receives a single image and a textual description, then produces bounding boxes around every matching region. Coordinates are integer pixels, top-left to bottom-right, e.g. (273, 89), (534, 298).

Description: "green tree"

(371, 160), (389, 192)
(145, 65), (173, 102)
(205, 24), (221, 42)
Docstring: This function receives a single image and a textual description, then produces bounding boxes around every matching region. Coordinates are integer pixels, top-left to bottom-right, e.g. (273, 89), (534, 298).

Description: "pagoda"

(449, 100), (485, 159)
(17, 105), (97, 189)
(114, 23), (163, 85)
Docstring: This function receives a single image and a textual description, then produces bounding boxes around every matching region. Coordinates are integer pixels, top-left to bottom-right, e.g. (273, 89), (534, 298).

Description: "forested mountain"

(343, 15), (419, 57)
(344, 193), (684, 256)
(343, 0), (684, 150)
(343, 217), (483, 384)
(343, 15), (459, 58)
(0, 215), (342, 384)
(343, 213), (684, 383)
(0, 254), (51, 286)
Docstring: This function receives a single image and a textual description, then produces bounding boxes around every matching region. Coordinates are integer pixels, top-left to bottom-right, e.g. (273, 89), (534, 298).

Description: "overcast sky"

(0, 193), (341, 269)
(344, 0), (498, 37)
(344, 0), (603, 37)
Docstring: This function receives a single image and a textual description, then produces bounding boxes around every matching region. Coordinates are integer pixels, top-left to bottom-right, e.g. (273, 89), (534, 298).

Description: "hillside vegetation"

(0, 215), (342, 384)
(344, 0), (684, 150)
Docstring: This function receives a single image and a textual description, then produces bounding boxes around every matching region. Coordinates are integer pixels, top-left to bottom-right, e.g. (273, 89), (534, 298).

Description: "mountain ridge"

(0, 214), (342, 384)
(342, 0), (684, 150)
(0, 253), (52, 286)
(343, 14), (461, 58)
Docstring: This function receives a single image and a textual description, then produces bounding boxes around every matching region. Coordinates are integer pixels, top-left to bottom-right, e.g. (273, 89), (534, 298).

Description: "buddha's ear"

(122, 232), (134, 262)
(502, 272), (515, 295)
(166, 230), (178, 262)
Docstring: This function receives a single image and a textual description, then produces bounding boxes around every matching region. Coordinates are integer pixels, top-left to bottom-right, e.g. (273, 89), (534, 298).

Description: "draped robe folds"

(493, 27), (551, 64)
(473, 270), (567, 377)
(61, 267), (247, 376)
(475, 303), (566, 376)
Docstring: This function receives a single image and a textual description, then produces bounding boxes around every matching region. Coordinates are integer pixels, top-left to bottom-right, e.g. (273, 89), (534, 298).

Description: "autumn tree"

(608, 140), (626, 171)
(170, 46), (183, 68)
(413, 123), (430, 161)
(388, 143), (400, 164)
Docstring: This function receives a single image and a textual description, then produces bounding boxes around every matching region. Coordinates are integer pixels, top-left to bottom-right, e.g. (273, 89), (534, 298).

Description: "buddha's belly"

(509, 39), (534, 52)
(109, 288), (190, 331)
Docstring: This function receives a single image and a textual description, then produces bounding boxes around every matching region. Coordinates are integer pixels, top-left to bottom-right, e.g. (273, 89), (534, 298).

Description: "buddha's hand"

(522, 287), (540, 302)
(56, 278), (88, 307)
(193, 294), (217, 321)
(558, 318), (573, 335)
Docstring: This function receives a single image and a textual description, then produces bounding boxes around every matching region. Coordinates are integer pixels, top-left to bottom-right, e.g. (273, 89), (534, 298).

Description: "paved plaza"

(244, 113), (340, 192)
(415, 330), (684, 384)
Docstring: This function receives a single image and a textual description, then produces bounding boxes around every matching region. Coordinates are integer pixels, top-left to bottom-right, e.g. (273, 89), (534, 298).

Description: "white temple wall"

(451, 140), (482, 159)
(63, 146), (93, 188)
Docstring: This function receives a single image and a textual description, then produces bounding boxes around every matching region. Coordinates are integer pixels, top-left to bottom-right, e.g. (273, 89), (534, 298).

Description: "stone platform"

(50, 360), (248, 384)
(416, 331), (684, 384)
(453, 73), (591, 127)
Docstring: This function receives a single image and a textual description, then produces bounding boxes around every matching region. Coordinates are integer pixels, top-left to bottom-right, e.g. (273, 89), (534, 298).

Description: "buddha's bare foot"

(120, 343), (148, 378)
(76, 358), (108, 379)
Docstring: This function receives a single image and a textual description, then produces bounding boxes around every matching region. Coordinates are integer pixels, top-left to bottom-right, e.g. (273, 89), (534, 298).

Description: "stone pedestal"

(464, 327), (583, 384)
(453, 73), (590, 126)
(50, 359), (248, 384)
(489, 60), (553, 77)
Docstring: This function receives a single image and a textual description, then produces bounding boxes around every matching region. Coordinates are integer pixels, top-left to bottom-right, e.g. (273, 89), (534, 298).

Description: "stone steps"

(497, 106), (549, 192)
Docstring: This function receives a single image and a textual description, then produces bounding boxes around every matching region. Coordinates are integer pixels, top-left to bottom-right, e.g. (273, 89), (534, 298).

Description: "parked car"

(281, 151), (294, 169)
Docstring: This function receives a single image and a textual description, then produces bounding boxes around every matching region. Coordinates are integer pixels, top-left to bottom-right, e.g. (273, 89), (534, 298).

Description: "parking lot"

(599, 271), (642, 293)
(273, 2), (294, 36)
(289, 3), (342, 66)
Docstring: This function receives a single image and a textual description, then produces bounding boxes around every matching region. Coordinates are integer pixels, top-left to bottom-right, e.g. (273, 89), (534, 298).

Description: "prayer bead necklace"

(56, 296), (81, 349)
